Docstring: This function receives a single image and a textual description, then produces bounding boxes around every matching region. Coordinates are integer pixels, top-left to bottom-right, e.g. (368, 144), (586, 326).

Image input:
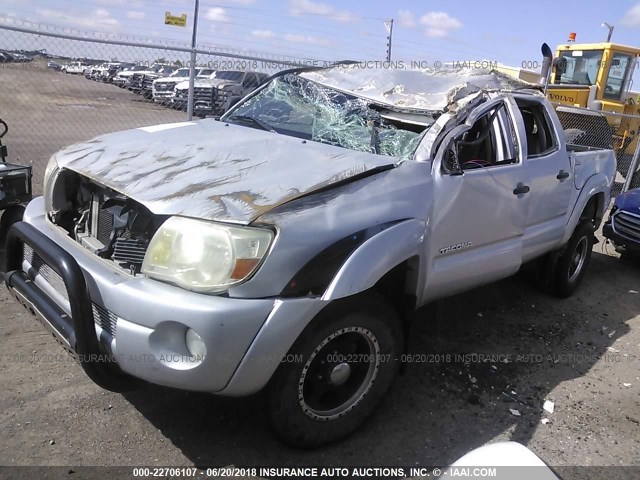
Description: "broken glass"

(226, 74), (429, 160)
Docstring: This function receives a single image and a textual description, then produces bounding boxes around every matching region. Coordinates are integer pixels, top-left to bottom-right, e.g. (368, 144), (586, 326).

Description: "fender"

(220, 297), (328, 395)
(322, 218), (426, 301)
(562, 172), (611, 244)
(222, 218), (427, 396)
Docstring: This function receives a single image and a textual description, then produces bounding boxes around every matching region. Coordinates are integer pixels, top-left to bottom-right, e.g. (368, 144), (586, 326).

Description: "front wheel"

(541, 220), (594, 298)
(266, 292), (402, 448)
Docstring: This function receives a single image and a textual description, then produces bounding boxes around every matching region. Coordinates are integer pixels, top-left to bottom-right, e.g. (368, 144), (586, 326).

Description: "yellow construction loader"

(549, 40), (640, 161)
(497, 38), (640, 191)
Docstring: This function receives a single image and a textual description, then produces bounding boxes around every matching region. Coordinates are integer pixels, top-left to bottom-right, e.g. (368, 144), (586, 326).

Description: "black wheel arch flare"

(280, 220), (405, 298)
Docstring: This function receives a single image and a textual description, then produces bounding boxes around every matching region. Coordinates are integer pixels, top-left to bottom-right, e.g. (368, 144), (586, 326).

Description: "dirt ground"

(0, 61), (639, 478)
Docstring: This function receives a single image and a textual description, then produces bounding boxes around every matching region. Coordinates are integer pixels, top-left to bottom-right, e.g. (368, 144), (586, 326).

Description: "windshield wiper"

(228, 115), (277, 133)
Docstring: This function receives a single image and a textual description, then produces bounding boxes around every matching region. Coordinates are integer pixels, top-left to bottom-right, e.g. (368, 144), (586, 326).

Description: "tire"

(266, 292), (402, 448)
(540, 220), (594, 298)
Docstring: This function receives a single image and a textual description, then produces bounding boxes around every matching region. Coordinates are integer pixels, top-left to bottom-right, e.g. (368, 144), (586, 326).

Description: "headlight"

(141, 216), (274, 293)
(43, 154), (60, 215)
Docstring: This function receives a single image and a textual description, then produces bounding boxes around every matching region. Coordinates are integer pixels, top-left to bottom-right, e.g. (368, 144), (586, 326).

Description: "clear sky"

(2, 0), (640, 68)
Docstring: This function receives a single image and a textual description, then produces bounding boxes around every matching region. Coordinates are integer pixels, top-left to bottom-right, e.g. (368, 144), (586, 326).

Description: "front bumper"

(603, 210), (640, 253)
(153, 91), (175, 103)
(4, 197), (325, 394)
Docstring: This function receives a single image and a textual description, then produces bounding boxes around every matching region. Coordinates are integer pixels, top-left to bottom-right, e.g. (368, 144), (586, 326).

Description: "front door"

(423, 97), (530, 302)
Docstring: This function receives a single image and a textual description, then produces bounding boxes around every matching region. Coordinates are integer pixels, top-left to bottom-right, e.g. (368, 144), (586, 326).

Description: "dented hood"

(55, 120), (394, 224)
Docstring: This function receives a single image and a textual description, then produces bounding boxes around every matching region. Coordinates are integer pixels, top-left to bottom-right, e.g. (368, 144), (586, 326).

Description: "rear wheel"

(539, 220), (594, 298)
(267, 292), (402, 448)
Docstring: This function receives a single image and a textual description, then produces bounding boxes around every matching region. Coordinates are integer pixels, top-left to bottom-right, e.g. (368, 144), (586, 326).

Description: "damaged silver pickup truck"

(2, 64), (616, 447)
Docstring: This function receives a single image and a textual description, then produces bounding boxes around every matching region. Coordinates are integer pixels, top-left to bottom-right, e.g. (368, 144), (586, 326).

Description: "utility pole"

(602, 22), (614, 42)
(187, 0), (200, 121)
(384, 19), (393, 62)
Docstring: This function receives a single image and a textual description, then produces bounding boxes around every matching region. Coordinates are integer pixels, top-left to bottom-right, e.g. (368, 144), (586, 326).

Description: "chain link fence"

(553, 104), (640, 196)
(2, 19), (640, 199)
(0, 20), (328, 193)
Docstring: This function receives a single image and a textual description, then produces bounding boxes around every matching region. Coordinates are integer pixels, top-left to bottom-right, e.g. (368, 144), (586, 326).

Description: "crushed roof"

(300, 65), (538, 112)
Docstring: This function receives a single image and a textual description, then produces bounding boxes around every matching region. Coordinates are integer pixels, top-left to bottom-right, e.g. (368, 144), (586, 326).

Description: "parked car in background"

(83, 65), (94, 78)
(113, 64), (148, 88)
(0, 51), (15, 63)
(170, 70), (217, 110)
(11, 53), (32, 62)
(173, 70), (268, 116)
(128, 64), (175, 98)
(86, 63), (104, 80)
(152, 67), (215, 105)
(92, 64), (107, 81)
(62, 61), (87, 74)
(603, 187), (640, 261)
(47, 61), (63, 71)
(103, 62), (128, 83)
(95, 62), (121, 82)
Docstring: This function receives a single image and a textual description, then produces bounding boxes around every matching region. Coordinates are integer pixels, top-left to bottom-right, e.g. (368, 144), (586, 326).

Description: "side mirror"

(442, 140), (463, 176)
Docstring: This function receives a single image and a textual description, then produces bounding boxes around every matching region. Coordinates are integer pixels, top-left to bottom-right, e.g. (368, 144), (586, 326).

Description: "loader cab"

(550, 42), (640, 113)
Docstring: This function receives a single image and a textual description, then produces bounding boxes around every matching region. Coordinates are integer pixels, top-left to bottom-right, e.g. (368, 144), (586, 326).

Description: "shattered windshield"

(225, 73), (428, 159)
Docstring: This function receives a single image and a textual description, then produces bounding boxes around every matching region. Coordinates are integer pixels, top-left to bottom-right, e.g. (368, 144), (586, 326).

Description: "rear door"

(513, 96), (573, 260)
(424, 96), (530, 301)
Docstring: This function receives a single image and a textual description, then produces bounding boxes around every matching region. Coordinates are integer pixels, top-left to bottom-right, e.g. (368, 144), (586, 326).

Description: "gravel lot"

(0, 60), (639, 478)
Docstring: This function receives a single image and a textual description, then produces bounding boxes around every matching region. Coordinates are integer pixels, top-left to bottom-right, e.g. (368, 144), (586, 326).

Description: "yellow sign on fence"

(164, 12), (187, 27)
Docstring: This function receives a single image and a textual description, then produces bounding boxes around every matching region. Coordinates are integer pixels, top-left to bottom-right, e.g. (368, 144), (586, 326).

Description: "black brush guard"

(4, 221), (137, 392)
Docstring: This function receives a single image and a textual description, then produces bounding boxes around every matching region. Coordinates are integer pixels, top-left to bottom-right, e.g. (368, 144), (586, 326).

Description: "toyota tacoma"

(1, 64), (616, 447)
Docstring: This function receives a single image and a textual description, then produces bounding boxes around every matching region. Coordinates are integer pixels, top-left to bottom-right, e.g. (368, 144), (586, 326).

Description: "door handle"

(513, 183), (530, 195)
(556, 170), (570, 180)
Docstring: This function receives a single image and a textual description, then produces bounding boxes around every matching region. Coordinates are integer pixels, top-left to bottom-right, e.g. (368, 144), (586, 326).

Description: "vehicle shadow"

(122, 250), (636, 467)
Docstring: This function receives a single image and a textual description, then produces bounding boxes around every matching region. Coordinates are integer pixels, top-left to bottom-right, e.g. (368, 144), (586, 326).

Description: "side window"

(603, 53), (632, 101)
(452, 103), (518, 171)
(515, 100), (557, 157)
